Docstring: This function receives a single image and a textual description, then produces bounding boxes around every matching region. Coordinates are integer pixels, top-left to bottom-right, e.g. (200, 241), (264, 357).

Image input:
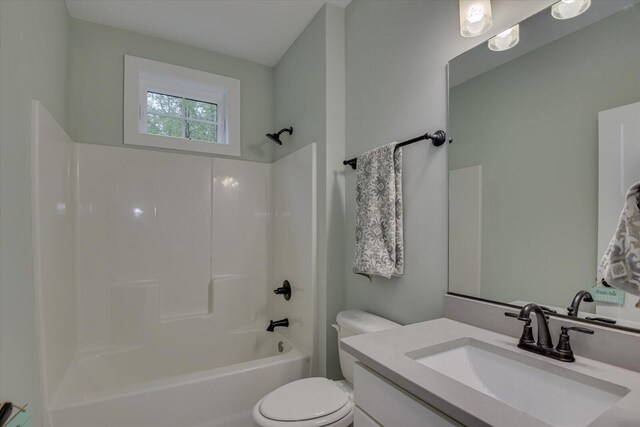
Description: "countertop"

(340, 318), (640, 427)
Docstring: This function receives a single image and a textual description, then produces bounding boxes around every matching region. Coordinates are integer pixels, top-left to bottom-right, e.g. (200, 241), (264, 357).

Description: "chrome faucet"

(567, 290), (593, 317)
(266, 318), (289, 332)
(505, 303), (594, 362)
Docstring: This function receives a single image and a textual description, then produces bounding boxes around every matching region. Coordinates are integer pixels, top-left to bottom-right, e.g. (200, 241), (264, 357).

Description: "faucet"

(505, 303), (593, 362)
(266, 318), (289, 332)
(567, 290), (593, 317)
(507, 303), (553, 348)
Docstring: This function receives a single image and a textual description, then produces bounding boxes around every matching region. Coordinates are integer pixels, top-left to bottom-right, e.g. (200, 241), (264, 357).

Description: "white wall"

(32, 113), (317, 417)
(269, 144), (318, 356)
(212, 158), (271, 329)
(343, 0), (556, 325)
(0, 0), (70, 421)
(31, 101), (77, 411)
(74, 144), (272, 349)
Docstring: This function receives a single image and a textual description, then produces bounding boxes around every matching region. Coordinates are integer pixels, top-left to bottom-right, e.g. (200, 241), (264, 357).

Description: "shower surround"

(31, 101), (317, 426)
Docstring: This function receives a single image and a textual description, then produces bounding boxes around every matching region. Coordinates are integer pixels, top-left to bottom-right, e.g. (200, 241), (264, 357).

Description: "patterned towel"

(599, 183), (640, 308)
(353, 143), (404, 280)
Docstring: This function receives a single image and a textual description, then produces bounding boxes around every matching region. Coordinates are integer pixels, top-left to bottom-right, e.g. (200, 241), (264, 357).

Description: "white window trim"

(124, 55), (241, 156)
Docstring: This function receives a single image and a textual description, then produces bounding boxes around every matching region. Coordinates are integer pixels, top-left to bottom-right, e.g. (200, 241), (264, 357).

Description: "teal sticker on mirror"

(588, 286), (625, 305)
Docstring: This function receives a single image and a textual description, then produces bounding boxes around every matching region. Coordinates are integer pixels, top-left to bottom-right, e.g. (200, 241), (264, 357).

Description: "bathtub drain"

(278, 341), (284, 353)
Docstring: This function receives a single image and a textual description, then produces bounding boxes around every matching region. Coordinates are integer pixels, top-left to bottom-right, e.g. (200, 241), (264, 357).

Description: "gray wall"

(274, 4), (346, 379)
(343, 0), (556, 326)
(68, 19), (276, 162)
(323, 3), (347, 381)
(449, 5), (640, 309)
(274, 8), (326, 163)
(0, 0), (70, 422)
(275, 5), (328, 378)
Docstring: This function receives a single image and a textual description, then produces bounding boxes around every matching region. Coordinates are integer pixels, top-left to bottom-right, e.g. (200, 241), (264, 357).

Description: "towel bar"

(343, 130), (451, 169)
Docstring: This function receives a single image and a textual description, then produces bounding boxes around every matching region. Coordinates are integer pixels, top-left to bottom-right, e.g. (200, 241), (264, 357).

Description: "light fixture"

(459, 0), (493, 37)
(551, 0), (591, 20)
(488, 24), (520, 51)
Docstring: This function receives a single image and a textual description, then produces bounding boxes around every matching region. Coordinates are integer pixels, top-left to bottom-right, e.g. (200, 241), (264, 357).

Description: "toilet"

(253, 310), (399, 426)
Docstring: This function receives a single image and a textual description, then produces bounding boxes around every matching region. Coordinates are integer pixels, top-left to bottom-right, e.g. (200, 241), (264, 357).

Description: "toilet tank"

(335, 310), (400, 384)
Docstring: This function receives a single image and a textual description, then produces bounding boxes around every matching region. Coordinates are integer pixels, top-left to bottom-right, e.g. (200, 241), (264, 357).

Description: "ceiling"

(65, 0), (351, 67)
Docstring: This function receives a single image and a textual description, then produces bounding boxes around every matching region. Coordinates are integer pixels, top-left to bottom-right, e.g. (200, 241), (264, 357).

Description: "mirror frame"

(447, 292), (640, 334)
(445, 2), (640, 335)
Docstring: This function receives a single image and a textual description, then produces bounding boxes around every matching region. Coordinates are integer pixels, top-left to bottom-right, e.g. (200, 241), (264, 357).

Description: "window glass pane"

(185, 98), (217, 122)
(147, 113), (183, 138)
(147, 92), (182, 116)
(185, 120), (217, 142)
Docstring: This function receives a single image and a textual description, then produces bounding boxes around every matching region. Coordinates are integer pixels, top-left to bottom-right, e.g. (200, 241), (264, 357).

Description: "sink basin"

(406, 338), (629, 426)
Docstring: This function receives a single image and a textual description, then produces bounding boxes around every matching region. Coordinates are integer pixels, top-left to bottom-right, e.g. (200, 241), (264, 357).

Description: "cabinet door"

(354, 363), (462, 427)
(354, 407), (382, 427)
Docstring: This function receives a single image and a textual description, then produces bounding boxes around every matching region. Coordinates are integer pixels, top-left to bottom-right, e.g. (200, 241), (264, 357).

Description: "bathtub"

(49, 331), (309, 427)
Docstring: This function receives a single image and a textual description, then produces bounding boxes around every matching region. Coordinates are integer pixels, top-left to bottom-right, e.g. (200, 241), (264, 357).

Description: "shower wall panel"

(74, 146), (271, 349)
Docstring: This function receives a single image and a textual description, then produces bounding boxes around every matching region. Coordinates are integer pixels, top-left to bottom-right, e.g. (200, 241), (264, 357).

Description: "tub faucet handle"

(273, 280), (291, 301)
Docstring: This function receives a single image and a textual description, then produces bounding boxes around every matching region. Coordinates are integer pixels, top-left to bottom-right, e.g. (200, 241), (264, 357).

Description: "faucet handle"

(273, 280), (291, 301)
(505, 312), (535, 344)
(504, 311), (547, 322)
(504, 311), (529, 322)
(562, 326), (594, 335)
(555, 325), (594, 362)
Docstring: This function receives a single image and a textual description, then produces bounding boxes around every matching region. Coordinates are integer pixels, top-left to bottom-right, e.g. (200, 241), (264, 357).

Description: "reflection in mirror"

(448, 0), (640, 330)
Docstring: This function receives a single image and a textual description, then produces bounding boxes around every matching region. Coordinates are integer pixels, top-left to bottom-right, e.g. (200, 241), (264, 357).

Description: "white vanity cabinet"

(353, 363), (462, 427)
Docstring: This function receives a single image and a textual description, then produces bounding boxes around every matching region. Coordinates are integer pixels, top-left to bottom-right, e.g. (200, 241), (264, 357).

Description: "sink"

(406, 338), (630, 426)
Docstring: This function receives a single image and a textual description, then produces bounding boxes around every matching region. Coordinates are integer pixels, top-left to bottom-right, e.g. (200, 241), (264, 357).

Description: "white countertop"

(340, 318), (640, 427)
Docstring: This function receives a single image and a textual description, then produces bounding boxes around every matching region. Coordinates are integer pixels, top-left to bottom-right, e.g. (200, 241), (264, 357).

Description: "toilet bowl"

(253, 310), (399, 426)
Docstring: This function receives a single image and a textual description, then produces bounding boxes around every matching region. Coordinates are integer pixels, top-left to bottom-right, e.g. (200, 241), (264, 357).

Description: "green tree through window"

(146, 92), (218, 142)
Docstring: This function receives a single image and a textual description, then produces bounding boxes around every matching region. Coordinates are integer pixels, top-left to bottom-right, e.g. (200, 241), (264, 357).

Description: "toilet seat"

(253, 378), (354, 427)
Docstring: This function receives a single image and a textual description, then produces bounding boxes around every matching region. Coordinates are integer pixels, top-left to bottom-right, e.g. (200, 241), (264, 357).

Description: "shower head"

(266, 127), (293, 145)
(266, 133), (282, 145)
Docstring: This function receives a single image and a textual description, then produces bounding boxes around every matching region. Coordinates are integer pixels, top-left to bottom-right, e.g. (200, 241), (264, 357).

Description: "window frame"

(124, 55), (241, 156)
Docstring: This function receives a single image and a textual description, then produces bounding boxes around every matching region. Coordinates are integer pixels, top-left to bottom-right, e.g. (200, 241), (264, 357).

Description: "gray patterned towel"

(599, 182), (640, 308)
(353, 143), (404, 280)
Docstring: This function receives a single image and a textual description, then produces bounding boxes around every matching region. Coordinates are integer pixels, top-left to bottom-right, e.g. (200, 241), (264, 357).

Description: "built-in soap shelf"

(109, 275), (254, 327)
(159, 311), (215, 323)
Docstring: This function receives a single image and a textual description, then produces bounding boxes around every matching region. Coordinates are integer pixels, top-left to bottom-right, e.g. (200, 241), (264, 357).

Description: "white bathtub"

(49, 331), (309, 427)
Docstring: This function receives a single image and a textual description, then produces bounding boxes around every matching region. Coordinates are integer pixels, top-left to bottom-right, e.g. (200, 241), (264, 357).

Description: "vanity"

(341, 318), (640, 426)
(341, 2), (640, 425)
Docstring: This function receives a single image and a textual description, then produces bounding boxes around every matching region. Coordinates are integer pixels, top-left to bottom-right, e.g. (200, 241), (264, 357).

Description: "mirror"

(448, 0), (640, 330)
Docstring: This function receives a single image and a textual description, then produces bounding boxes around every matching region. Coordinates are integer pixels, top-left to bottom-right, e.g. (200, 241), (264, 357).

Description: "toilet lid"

(259, 378), (349, 422)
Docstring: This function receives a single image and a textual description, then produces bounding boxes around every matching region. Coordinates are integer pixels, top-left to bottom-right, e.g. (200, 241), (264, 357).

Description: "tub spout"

(267, 318), (289, 332)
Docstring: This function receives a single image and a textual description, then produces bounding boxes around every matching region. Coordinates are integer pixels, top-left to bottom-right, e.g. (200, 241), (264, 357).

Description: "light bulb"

(459, 0), (493, 37)
(551, 0), (591, 20)
(488, 24), (520, 51)
(466, 4), (485, 23)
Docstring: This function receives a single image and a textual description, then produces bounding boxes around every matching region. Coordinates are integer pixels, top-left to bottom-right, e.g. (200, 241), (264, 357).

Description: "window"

(146, 92), (218, 143)
(124, 55), (240, 156)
